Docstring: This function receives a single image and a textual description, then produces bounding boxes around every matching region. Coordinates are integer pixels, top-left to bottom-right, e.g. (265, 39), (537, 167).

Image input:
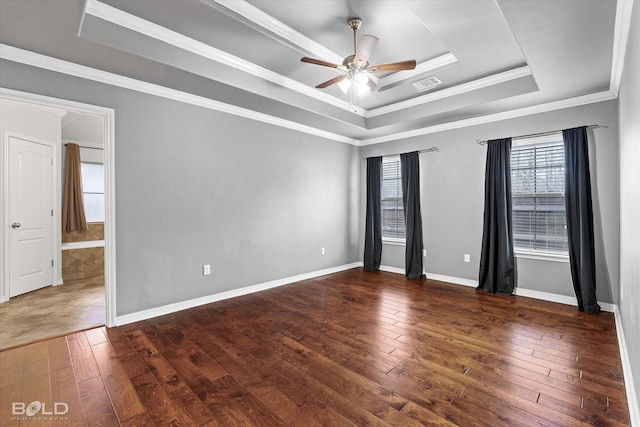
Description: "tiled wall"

(62, 222), (103, 242)
(62, 223), (104, 282)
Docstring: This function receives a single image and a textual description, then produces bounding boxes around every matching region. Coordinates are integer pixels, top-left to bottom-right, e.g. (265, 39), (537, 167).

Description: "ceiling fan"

(301, 17), (416, 91)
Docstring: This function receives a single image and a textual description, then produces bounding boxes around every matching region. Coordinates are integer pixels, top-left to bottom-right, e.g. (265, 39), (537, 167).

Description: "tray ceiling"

(0, 0), (620, 143)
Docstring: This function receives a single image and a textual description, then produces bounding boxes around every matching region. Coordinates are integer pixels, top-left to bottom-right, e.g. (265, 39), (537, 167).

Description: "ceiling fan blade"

(301, 57), (340, 68)
(354, 35), (378, 67)
(316, 74), (348, 89)
(369, 60), (417, 73)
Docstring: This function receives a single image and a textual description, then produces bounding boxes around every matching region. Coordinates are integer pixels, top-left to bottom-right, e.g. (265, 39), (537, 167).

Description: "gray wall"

(359, 100), (620, 304)
(618, 1), (640, 414)
(0, 59), (360, 316)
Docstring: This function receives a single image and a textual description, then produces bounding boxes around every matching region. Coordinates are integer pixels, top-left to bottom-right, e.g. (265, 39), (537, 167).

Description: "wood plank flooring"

(0, 268), (631, 426)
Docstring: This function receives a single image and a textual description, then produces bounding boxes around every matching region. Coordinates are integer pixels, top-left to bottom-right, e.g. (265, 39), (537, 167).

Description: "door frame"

(0, 88), (116, 327)
(5, 132), (56, 296)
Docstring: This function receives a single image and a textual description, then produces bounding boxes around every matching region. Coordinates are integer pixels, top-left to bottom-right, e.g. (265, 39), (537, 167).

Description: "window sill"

(515, 249), (569, 263)
(382, 238), (406, 246)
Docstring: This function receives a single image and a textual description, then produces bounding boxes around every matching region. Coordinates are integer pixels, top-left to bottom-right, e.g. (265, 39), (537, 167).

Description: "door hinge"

(51, 159), (53, 166)
(51, 209), (54, 216)
(51, 259), (54, 267)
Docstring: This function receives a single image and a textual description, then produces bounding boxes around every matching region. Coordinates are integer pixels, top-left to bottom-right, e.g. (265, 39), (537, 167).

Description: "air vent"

(412, 76), (442, 93)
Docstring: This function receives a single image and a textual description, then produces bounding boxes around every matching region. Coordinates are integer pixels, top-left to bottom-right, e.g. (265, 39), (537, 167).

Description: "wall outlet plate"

(203, 264), (211, 275)
(464, 254), (470, 263)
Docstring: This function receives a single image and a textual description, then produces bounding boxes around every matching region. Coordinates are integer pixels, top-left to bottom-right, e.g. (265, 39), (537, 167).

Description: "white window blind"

(511, 138), (568, 252)
(381, 156), (405, 240)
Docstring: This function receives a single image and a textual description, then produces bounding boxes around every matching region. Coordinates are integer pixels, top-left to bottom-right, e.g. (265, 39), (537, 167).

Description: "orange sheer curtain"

(62, 143), (88, 232)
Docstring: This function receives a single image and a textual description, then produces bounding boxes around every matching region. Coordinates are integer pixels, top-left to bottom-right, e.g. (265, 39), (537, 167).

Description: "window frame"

(381, 155), (406, 244)
(510, 134), (569, 263)
(80, 161), (105, 223)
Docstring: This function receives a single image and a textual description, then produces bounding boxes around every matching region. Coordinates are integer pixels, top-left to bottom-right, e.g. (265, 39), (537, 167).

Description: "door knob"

(11, 223), (21, 229)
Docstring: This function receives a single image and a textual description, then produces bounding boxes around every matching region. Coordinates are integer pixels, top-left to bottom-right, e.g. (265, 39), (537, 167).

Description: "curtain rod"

(475, 125), (607, 145)
(64, 143), (103, 150)
(363, 146), (438, 160)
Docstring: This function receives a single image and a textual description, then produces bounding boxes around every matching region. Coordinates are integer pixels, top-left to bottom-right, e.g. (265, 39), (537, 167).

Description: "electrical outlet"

(464, 254), (470, 263)
(423, 249), (427, 257)
(321, 247), (325, 255)
(203, 264), (211, 275)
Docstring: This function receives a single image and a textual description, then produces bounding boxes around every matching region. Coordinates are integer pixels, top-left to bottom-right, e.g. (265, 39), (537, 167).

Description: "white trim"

(379, 265), (405, 275)
(383, 267), (617, 314)
(203, 0), (458, 93)
(61, 240), (105, 250)
(0, 45), (618, 148)
(515, 249), (570, 263)
(0, 44), (358, 146)
(359, 91), (616, 146)
(426, 272), (478, 288)
(367, 66), (532, 118)
(614, 306), (640, 427)
(378, 53), (458, 89)
(205, 0), (343, 65)
(115, 262), (362, 326)
(610, 0), (635, 96)
(0, 88), (117, 328)
(83, 0), (367, 117)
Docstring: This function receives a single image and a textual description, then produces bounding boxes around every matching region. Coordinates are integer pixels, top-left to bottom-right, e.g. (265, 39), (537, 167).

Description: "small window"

(81, 162), (105, 223)
(511, 135), (568, 253)
(381, 156), (405, 241)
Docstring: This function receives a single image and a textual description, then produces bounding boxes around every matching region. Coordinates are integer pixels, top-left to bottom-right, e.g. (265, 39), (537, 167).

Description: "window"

(381, 156), (405, 240)
(510, 135), (568, 253)
(81, 162), (105, 223)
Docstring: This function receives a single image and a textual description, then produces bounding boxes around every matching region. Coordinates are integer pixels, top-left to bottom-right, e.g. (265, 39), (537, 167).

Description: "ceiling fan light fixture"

(353, 70), (368, 86)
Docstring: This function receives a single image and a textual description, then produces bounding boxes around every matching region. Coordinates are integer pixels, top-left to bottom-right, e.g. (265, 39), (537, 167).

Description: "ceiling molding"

(377, 53), (458, 89)
(0, 44), (617, 148)
(83, 0), (368, 116)
(0, 44), (359, 145)
(359, 90), (616, 146)
(609, 0), (635, 96)
(202, 0), (344, 64)
(366, 66), (532, 118)
(204, 0), (459, 91)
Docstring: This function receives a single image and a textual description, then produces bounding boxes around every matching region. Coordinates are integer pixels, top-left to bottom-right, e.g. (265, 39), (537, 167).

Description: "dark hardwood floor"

(0, 268), (631, 426)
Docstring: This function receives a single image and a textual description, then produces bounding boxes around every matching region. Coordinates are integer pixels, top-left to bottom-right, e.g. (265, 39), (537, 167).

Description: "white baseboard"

(614, 307), (640, 427)
(115, 262), (362, 326)
(379, 264), (405, 275)
(426, 272), (478, 288)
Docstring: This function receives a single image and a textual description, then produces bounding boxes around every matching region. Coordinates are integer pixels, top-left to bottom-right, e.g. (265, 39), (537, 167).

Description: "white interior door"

(9, 136), (53, 297)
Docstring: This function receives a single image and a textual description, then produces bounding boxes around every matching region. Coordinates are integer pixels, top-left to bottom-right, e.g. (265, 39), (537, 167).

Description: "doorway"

(0, 88), (115, 348)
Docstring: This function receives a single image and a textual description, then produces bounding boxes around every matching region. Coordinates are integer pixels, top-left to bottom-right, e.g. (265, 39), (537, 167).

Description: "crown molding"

(366, 65), (532, 118)
(205, 0), (460, 91)
(359, 90), (616, 146)
(83, 0), (368, 116)
(0, 44), (359, 145)
(0, 44), (618, 147)
(203, 0), (344, 64)
(610, 0), (635, 96)
(377, 53), (458, 89)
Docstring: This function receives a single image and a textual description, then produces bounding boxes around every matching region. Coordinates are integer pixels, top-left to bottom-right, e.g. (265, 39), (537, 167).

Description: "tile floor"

(0, 276), (104, 350)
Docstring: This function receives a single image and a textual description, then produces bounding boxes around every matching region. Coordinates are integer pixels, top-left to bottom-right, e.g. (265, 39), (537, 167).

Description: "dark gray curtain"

(364, 157), (382, 271)
(563, 127), (600, 313)
(401, 152), (425, 279)
(478, 138), (515, 294)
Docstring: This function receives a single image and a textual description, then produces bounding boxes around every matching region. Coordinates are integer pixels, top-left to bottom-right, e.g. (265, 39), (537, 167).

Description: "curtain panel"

(478, 138), (515, 294)
(563, 127), (600, 313)
(401, 152), (425, 279)
(62, 143), (88, 232)
(364, 157), (382, 271)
